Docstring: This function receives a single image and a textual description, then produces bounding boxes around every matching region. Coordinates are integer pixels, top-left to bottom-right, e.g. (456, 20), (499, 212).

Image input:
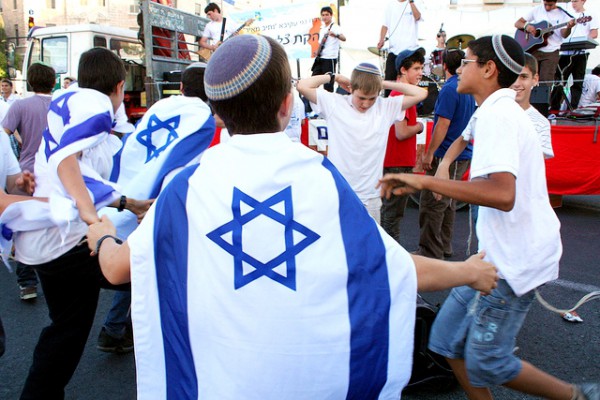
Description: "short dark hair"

(181, 64), (207, 101)
(209, 36), (291, 134)
(592, 65), (600, 76)
(398, 53), (425, 75)
(27, 62), (56, 93)
(443, 48), (465, 76)
(78, 47), (126, 96)
(523, 53), (538, 76)
(468, 36), (524, 88)
(320, 6), (333, 15)
(204, 3), (220, 14)
(1, 79), (13, 87)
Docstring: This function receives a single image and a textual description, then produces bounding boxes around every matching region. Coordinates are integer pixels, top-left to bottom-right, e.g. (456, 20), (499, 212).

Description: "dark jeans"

(384, 53), (399, 97)
(311, 57), (338, 92)
(418, 158), (470, 259)
(380, 167), (413, 243)
(20, 242), (129, 400)
(16, 262), (38, 288)
(103, 290), (131, 338)
(550, 53), (588, 110)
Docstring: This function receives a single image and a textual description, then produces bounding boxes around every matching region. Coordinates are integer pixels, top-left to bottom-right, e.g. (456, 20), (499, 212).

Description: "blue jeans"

(428, 280), (534, 387)
(103, 290), (131, 338)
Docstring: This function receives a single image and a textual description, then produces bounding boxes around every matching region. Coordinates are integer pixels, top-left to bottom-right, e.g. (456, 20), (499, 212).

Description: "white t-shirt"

(202, 20), (235, 43)
(525, 106), (554, 159)
(579, 74), (600, 107)
(522, 5), (571, 52)
(463, 89), (562, 296)
(383, 0), (424, 54)
(561, 4), (599, 55)
(0, 129), (21, 190)
(319, 23), (343, 59)
(316, 89), (405, 202)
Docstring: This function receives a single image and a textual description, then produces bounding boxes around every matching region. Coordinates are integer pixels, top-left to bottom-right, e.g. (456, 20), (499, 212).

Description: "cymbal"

(368, 46), (386, 56)
(446, 34), (475, 49)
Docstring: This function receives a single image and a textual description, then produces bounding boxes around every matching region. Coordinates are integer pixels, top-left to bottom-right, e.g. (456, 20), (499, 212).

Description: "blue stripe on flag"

(321, 158), (391, 399)
(148, 117), (216, 199)
(109, 132), (132, 183)
(82, 176), (117, 206)
(46, 111), (113, 160)
(153, 164), (200, 400)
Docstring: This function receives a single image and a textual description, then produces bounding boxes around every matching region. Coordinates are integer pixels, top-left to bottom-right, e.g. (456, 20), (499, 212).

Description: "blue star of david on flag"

(136, 114), (180, 163)
(207, 186), (320, 291)
(49, 92), (77, 126)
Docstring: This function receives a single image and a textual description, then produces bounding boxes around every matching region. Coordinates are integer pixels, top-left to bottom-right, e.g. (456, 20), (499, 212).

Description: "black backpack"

(405, 295), (456, 390)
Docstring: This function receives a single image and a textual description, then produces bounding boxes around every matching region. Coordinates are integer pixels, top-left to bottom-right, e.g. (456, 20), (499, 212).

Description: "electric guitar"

(197, 18), (254, 61)
(514, 16), (592, 53)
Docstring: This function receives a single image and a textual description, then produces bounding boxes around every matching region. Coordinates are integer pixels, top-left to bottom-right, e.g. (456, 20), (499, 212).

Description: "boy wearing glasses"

(379, 35), (597, 400)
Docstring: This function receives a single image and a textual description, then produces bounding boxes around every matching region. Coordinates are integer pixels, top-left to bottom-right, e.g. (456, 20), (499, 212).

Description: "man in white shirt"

(550, 0), (598, 110)
(377, 0), (424, 95)
(198, 3), (234, 59)
(578, 65), (600, 107)
(515, 0), (576, 88)
(310, 6), (346, 92)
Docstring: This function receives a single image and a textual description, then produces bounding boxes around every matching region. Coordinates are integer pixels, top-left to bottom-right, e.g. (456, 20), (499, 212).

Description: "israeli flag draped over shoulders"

(103, 95), (215, 238)
(128, 132), (417, 400)
(0, 87), (121, 262)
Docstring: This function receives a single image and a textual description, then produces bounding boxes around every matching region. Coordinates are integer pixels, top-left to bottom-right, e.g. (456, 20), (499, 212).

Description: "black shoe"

(97, 327), (134, 354)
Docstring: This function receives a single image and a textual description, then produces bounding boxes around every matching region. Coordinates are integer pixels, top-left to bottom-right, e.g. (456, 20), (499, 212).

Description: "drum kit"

(367, 33), (475, 81)
(368, 34), (474, 116)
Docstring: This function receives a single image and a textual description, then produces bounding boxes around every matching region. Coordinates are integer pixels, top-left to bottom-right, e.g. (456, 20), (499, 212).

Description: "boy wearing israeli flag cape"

(88, 35), (498, 400)
(96, 62), (215, 354)
(11, 48), (151, 399)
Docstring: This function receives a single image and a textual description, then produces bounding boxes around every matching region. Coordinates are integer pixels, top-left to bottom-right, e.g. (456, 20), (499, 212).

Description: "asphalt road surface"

(1, 198), (598, 399)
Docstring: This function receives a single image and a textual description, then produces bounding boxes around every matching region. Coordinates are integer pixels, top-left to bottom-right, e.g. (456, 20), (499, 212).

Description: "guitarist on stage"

(311, 6), (346, 93)
(515, 0), (576, 89)
(199, 3), (234, 56)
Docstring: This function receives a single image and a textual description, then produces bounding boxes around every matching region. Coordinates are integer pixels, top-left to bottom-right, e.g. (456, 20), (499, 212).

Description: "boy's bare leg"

(504, 361), (574, 400)
(446, 358), (493, 400)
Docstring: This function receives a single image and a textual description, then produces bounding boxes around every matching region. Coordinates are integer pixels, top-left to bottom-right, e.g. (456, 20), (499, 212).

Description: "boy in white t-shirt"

(379, 35), (597, 400)
(297, 63), (427, 222)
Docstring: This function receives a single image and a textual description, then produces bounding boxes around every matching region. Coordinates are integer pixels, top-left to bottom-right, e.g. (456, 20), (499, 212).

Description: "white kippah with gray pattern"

(492, 34), (523, 75)
(354, 63), (381, 76)
(205, 35), (272, 101)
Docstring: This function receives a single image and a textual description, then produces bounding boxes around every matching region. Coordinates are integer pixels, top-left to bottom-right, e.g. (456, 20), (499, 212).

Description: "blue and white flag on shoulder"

(0, 87), (121, 264)
(128, 132), (417, 400)
(104, 95), (215, 238)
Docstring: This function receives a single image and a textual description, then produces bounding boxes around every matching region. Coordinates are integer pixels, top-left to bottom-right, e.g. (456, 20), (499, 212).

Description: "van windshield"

(33, 36), (68, 74)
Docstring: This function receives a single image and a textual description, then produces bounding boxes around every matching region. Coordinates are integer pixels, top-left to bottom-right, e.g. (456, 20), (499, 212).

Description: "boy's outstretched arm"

(297, 75), (330, 104)
(87, 215), (131, 285)
(382, 80), (428, 109)
(379, 170), (516, 212)
(413, 252), (498, 294)
(57, 154), (100, 225)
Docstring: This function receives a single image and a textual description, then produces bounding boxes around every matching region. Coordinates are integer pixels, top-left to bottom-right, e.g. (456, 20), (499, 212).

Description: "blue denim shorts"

(428, 280), (534, 387)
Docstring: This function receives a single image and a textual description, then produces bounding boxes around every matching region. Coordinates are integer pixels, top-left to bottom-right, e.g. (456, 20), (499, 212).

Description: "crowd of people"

(0, 1), (598, 399)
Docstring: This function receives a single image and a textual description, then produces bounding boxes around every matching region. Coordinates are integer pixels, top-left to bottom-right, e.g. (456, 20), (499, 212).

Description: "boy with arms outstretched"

(379, 35), (597, 400)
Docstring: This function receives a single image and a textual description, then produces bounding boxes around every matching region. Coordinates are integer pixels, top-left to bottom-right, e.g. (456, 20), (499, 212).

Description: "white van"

(21, 24), (146, 118)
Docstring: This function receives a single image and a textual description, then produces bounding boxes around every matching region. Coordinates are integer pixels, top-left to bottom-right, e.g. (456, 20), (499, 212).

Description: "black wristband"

(329, 73), (336, 86)
(94, 234), (123, 256)
(117, 195), (127, 212)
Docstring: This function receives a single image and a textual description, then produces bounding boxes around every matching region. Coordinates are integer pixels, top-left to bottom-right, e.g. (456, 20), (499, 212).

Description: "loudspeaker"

(530, 86), (550, 117)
